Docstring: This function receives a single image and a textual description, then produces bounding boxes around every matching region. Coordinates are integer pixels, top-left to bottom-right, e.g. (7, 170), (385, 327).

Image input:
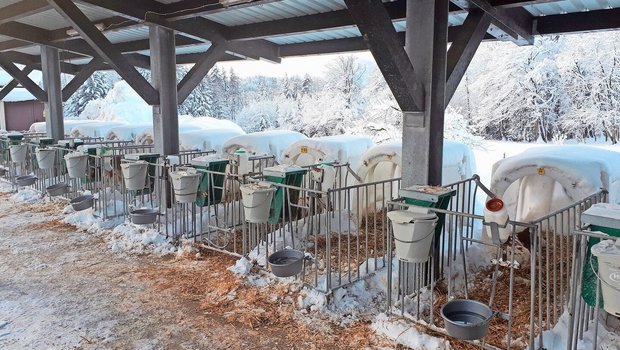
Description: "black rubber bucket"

(70, 194), (94, 211)
(268, 249), (304, 277)
(16, 175), (36, 187)
(441, 299), (493, 340)
(130, 208), (159, 225)
(46, 183), (69, 197)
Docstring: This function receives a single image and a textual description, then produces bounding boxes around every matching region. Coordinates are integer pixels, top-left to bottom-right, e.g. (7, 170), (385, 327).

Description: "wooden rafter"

(62, 57), (103, 101)
(0, 54), (47, 101)
(344, 0), (424, 111)
(445, 11), (491, 105)
(177, 43), (227, 104)
(0, 66), (34, 100)
(48, 0), (159, 105)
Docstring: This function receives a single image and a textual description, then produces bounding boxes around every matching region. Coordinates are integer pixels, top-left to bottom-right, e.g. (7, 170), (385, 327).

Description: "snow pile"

(283, 135), (374, 169)
(69, 121), (127, 138)
(536, 310), (620, 350)
(83, 81), (152, 124)
(372, 314), (451, 350)
(178, 115), (244, 134)
(228, 256), (253, 276)
(179, 128), (244, 153)
(222, 130), (307, 162)
(29, 119), (102, 135)
(108, 223), (174, 255)
(10, 188), (42, 203)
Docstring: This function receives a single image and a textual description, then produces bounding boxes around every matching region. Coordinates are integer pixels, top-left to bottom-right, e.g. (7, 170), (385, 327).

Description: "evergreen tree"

(208, 66), (227, 119)
(226, 69), (243, 120)
(64, 71), (113, 118)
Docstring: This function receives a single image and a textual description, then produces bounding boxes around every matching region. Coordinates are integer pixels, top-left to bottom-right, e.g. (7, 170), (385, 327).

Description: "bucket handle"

(243, 196), (273, 209)
(393, 222), (437, 244)
(589, 254), (620, 292)
(123, 167), (148, 180)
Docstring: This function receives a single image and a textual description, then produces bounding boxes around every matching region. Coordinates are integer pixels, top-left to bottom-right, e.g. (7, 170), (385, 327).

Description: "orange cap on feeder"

(485, 197), (504, 212)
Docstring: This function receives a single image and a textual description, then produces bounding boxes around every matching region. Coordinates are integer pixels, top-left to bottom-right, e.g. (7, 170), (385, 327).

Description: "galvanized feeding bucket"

(441, 299), (494, 340)
(121, 160), (149, 191)
(591, 239), (620, 317)
(387, 210), (438, 263)
(170, 168), (202, 203)
(35, 148), (56, 170)
(240, 182), (276, 224)
(9, 144), (28, 163)
(64, 152), (88, 179)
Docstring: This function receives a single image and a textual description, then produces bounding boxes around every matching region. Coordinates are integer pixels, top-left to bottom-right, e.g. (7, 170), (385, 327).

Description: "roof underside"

(0, 0), (617, 76)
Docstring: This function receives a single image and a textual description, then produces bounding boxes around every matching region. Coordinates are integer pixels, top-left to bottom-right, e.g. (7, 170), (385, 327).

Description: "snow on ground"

(538, 310), (620, 350)
(372, 314), (451, 350)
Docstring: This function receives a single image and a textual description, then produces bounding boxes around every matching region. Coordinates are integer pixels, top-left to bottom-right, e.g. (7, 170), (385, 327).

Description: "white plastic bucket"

(484, 197), (511, 244)
(35, 148), (56, 169)
(240, 182), (275, 224)
(64, 152), (88, 178)
(592, 239), (620, 317)
(388, 210), (438, 263)
(170, 169), (201, 203)
(9, 144), (28, 163)
(121, 161), (148, 191)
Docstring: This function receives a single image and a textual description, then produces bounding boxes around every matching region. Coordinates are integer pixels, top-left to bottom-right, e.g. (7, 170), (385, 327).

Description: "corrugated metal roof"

(204, 0), (347, 26)
(15, 4), (111, 31)
(14, 46), (41, 55)
(175, 43), (213, 55)
(524, 0), (620, 15)
(267, 26), (359, 45)
(0, 0), (25, 7)
(134, 43), (213, 57)
(104, 26), (150, 44)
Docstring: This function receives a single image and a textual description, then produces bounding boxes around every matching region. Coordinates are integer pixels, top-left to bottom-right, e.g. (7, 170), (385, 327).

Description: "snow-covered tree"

(64, 71), (113, 118)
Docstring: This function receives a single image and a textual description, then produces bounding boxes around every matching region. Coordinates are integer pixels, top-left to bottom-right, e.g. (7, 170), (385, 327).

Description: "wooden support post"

(41, 45), (64, 141)
(404, 0), (449, 186)
(149, 25), (179, 156)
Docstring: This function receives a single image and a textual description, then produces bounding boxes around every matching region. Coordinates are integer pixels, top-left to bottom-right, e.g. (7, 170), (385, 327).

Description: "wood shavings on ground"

(138, 249), (381, 349)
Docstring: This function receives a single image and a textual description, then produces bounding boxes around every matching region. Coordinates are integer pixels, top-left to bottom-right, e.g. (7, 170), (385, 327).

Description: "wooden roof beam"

(0, 65), (34, 100)
(0, 54), (47, 101)
(445, 11), (491, 105)
(48, 0), (159, 105)
(344, 0), (424, 112)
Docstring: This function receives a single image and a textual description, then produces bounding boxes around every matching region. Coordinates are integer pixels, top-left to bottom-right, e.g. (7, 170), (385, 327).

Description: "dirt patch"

(138, 250), (380, 349)
(27, 219), (76, 233)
